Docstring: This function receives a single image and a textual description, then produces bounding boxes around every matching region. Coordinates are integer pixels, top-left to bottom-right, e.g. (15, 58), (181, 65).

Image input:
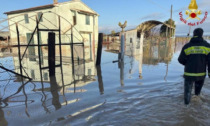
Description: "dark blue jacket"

(178, 36), (210, 81)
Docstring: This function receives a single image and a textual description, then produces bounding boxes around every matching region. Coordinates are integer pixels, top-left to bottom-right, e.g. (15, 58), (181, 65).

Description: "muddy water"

(1, 40), (210, 126)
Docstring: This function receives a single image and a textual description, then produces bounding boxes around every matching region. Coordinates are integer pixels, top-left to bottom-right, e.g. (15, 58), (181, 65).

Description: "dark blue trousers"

(184, 79), (204, 105)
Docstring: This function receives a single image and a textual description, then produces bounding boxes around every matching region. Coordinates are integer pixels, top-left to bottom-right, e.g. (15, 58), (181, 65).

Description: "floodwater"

(1, 39), (210, 126)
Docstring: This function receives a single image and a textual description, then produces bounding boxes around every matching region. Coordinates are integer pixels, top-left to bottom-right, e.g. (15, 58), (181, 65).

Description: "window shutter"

(38, 12), (43, 22)
(24, 14), (29, 24)
(86, 15), (90, 25)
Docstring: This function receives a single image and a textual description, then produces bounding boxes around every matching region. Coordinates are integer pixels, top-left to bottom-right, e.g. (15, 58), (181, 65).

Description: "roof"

(76, 9), (98, 15)
(78, 1), (99, 16)
(4, 4), (55, 15)
(136, 20), (175, 32)
(0, 31), (10, 37)
(4, 1), (98, 15)
(125, 28), (137, 32)
(59, 0), (98, 15)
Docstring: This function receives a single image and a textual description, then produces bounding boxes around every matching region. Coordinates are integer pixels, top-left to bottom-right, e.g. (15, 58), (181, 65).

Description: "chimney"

(53, 0), (58, 4)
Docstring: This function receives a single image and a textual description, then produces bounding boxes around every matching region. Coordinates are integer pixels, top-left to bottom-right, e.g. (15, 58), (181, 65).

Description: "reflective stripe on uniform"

(184, 46), (210, 55)
(184, 72), (206, 76)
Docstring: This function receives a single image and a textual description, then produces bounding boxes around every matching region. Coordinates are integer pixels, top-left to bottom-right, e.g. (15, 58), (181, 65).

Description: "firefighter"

(178, 28), (210, 105)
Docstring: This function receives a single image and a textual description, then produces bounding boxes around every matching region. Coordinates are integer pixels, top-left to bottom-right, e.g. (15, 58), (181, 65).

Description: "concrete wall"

(124, 29), (141, 56)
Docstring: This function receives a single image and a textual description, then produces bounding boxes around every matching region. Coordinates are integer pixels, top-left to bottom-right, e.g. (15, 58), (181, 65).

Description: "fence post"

(96, 65), (104, 94)
(49, 76), (61, 110)
(48, 32), (56, 77)
(96, 33), (103, 66)
(120, 32), (125, 61)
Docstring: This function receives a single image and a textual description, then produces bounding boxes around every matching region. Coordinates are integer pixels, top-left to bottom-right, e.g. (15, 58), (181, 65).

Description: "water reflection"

(49, 76), (61, 110)
(0, 41), (100, 122)
(96, 66), (104, 94)
(12, 46), (97, 89)
(105, 37), (177, 80)
(0, 36), (190, 125)
(119, 60), (124, 86)
(0, 107), (8, 126)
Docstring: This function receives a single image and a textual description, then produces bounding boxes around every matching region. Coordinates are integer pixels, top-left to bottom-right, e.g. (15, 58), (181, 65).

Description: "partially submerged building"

(0, 31), (9, 40)
(4, 0), (99, 61)
(0, 31), (10, 45)
(3, 0), (99, 87)
(0, 31), (10, 56)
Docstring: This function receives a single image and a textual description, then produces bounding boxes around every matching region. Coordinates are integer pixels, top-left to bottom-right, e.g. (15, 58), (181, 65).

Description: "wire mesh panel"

(73, 44), (85, 77)
(0, 11), (89, 110)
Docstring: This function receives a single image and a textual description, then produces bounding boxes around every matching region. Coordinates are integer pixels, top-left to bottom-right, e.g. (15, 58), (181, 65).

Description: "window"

(71, 10), (77, 25)
(88, 69), (92, 75)
(31, 70), (35, 79)
(130, 38), (133, 43)
(86, 15), (90, 25)
(44, 73), (48, 81)
(27, 33), (36, 61)
(26, 33), (34, 44)
(24, 14), (29, 24)
(37, 12), (43, 22)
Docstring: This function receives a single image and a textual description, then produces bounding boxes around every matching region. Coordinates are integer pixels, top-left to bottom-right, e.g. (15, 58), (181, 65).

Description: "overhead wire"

(146, 0), (170, 12)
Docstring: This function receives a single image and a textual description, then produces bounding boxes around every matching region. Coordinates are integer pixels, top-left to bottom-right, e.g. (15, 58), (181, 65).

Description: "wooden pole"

(48, 32), (56, 77)
(0, 108), (7, 126)
(96, 33), (103, 66)
(119, 60), (124, 86)
(49, 76), (61, 110)
(96, 66), (104, 94)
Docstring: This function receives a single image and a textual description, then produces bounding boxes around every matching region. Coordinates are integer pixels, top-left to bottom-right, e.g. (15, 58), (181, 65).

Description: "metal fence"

(0, 12), (88, 111)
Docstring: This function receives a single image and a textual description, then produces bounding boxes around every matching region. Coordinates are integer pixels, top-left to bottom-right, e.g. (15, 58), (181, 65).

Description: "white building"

(4, 0), (99, 61)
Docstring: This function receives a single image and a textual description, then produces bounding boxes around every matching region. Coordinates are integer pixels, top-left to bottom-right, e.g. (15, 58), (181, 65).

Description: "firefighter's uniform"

(178, 36), (210, 104)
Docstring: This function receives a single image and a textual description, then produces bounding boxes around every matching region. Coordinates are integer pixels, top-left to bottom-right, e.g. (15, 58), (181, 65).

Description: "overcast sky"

(0, 0), (210, 35)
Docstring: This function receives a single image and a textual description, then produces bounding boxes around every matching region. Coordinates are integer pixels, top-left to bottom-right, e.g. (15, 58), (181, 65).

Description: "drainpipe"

(93, 15), (95, 62)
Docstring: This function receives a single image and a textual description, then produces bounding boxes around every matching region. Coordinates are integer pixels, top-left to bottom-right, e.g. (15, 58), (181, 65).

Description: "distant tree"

(144, 27), (159, 38)
(111, 30), (116, 36)
(160, 19), (176, 37)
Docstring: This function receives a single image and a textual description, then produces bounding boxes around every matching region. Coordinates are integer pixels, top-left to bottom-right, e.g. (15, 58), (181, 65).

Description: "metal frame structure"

(0, 12), (88, 113)
(1, 12), (86, 83)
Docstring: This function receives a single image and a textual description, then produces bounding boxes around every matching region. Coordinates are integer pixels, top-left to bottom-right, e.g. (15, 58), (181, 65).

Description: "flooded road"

(1, 39), (210, 126)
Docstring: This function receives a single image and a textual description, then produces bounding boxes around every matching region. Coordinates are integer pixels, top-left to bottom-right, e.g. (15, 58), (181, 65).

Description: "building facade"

(4, 0), (99, 61)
